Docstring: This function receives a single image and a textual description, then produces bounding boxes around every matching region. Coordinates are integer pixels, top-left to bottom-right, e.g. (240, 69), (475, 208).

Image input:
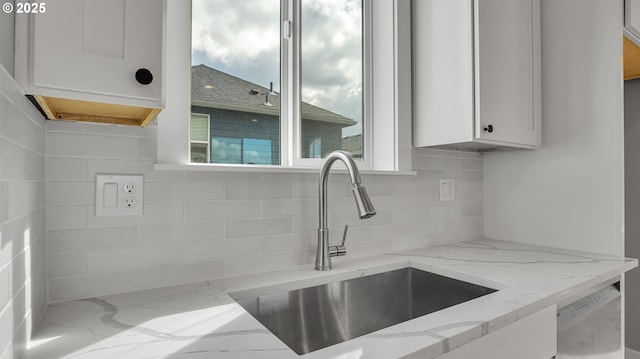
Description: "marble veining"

(26, 239), (637, 359)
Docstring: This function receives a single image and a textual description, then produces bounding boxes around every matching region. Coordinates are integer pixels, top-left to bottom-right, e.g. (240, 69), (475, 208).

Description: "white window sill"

(153, 163), (417, 176)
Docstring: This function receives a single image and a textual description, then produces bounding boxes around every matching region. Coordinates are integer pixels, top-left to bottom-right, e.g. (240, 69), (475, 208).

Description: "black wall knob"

(484, 124), (494, 133)
(135, 68), (153, 85)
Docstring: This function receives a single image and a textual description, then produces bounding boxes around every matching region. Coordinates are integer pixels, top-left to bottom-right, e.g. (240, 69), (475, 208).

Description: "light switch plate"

(95, 174), (144, 216)
(439, 179), (455, 201)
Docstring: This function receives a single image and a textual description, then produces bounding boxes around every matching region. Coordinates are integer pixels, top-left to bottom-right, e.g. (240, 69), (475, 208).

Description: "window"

(157, 1), (412, 172)
(189, 113), (210, 163)
(190, 0), (366, 166)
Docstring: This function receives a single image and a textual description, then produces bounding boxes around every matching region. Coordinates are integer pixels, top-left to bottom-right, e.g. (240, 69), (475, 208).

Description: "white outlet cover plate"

(96, 174), (144, 216)
(439, 179), (455, 201)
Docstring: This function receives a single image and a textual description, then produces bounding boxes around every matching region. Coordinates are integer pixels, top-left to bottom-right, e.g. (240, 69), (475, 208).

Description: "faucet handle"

(330, 225), (348, 257)
(341, 224), (348, 247)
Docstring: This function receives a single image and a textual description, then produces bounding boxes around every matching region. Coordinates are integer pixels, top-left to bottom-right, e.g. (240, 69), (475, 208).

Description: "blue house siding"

(192, 105), (347, 164)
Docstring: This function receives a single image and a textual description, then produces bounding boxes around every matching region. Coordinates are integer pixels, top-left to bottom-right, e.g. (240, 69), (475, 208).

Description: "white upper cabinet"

(15, 0), (165, 126)
(626, 0), (640, 45)
(412, 0), (541, 150)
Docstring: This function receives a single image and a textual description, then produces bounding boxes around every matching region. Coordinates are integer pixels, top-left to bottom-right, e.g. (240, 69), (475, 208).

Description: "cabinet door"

(438, 306), (556, 359)
(474, 0), (540, 147)
(627, 0), (640, 42)
(412, 0), (475, 147)
(32, 0), (162, 102)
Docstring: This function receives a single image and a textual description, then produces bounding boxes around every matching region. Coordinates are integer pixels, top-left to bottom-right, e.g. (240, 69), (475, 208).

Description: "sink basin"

(231, 267), (497, 354)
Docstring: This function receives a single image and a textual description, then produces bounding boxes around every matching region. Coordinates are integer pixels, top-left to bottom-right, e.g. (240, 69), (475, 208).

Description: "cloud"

(192, 0), (280, 65)
(192, 0), (363, 135)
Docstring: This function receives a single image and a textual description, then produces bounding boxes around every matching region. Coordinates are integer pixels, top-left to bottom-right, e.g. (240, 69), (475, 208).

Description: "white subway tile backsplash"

(292, 180), (349, 199)
(224, 252), (293, 277)
(145, 182), (225, 203)
(46, 182), (94, 206)
(0, 95), (9, 137)
(291, 214), (321, 233)
(47, 253), (88, 278)
(261, 232), (315, 253)
(46, 206), (88, 231)
(7, 105), (44, 154)
(260, 198), (316, 216)
(184, 238), (261, 263)
(444, 170), (483, 182)
(88, 246), (183, 274)
(138, 261), (224, 290)
(49, 271), (139, 302)
(0, 213), (44, 270)
(461, 158), (483, 171)
(446, 216), (483, 231)
(87, 202), (184, 228)
(8, 182), (45, 219)
(456, 181), (482, 196)
(0, 182), (7, 224)
(0, 73), (26, 113)
(47, 226), (137, 254)
(43, 121), (485, 302)
(47, 133), (139, 159)
(46, 157), (87, 181)
(225, 217), (292, 239)
(46, 120), (87, 134)
(424, 230), (458, 243)
(226, 182), (292, 200)
(427, 157), (462, 170)
(0, 301), (14, 359)
(456, 191), (483, 205)
(86, 158), (155, 178)
(185, 200), (261, 221)
(86, 123), (157, 138)
(461, 205), (483, 217)
(9, 250), (30, 298)
(138, 138), (157, 160)
(336, 238), (393, 260)
(370, 223), (413, 241)
(1, 67), (46, 359)
(185, 170), (261, 182)
(138, 221), (225, 247)
(0, 265), (9, 313)
(0, 138), (45, 181)
(144, 170), (185, 182)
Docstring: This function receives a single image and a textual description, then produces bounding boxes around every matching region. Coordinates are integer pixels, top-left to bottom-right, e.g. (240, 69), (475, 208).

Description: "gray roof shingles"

(191, 64), (357, 126)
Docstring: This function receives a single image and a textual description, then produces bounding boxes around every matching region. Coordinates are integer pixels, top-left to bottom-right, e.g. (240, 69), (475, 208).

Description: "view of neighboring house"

(341, 134), (363, 158)
(190, 64), (358, 164)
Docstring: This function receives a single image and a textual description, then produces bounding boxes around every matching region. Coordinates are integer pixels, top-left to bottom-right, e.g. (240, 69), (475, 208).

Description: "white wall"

(0, 1), (14, 76)
(0, 64), (47, 358)
(483, 0), (624, 257)
(45, 120), (484, 301)
(625, 78), (640, 352)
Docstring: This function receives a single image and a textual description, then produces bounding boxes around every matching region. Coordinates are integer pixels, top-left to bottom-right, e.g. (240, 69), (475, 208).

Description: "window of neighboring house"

(189, 113), (210, 163)
(210, 137), (275, 165)
(308, 137), (321, 159)
(190, 0), (366, 167)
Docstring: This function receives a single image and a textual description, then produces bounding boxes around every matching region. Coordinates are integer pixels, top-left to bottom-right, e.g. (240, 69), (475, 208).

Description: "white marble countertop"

(26, 239), (637, 359)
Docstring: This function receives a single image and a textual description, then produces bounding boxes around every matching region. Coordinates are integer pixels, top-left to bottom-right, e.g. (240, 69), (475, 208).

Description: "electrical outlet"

(123, 182), (136, 194)
(124, 197), (137, 208)
(439, 179), (455, 201)
(95, 174), (143, 216)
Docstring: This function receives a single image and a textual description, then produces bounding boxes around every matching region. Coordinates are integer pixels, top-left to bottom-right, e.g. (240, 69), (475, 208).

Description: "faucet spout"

(316, 151), (376, 271)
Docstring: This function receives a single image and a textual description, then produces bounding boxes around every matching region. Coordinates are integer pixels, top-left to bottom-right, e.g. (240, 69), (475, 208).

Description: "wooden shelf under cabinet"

(31, 95), (161, 127)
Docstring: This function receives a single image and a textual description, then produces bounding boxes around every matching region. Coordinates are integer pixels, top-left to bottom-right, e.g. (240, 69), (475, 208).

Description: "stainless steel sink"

(231, 267), (497, 355)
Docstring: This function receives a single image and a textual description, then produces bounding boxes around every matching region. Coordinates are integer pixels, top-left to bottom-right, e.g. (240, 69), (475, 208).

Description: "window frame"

(157, 0), (412, 172)
(284, 0), (373, 169)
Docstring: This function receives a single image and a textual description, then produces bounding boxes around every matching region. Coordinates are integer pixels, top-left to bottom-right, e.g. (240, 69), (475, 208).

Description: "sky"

(191, 0), (363, 137)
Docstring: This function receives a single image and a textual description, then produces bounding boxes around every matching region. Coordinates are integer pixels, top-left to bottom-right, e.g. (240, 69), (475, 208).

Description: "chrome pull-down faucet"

(316, 150), (376, 271)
